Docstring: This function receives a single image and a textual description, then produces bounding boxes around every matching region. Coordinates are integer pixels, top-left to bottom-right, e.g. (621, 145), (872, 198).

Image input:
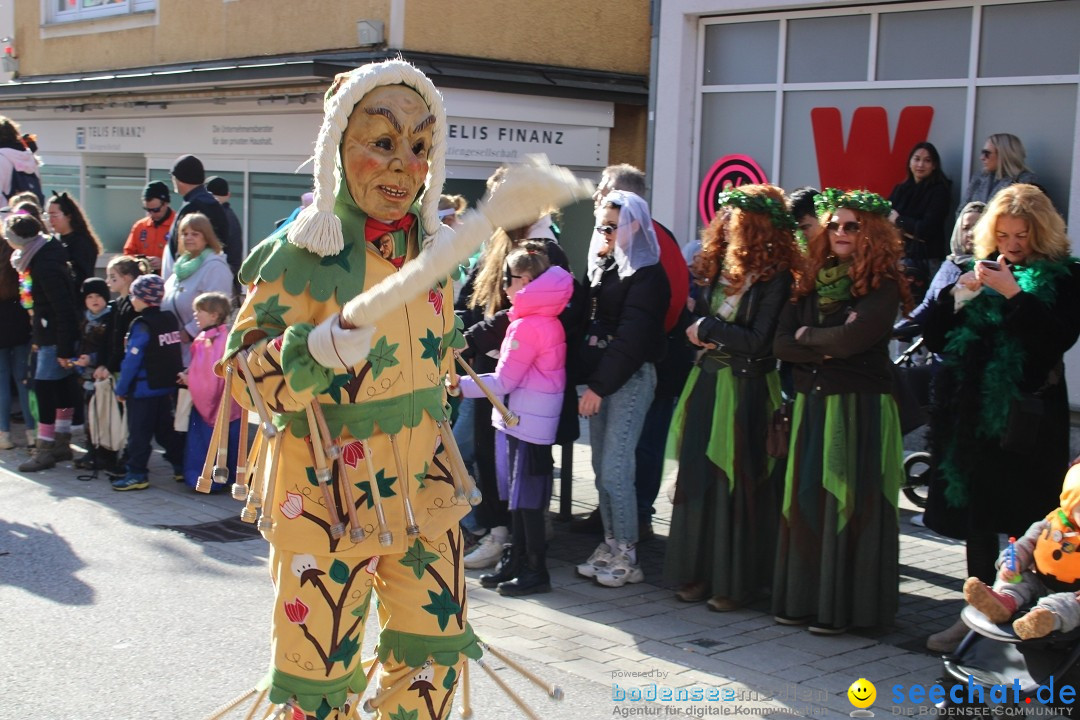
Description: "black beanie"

(142, 180), (171, 203)
(81, 277), (110, 301)
(205, 176), (229, 197)
(171, 154), (205, 185)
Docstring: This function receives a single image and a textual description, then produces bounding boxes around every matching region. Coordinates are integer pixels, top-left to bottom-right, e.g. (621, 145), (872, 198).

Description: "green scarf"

(173, 248), (213, 281)
(938, 257), (1076, 506)
(815, 259), (853, 318)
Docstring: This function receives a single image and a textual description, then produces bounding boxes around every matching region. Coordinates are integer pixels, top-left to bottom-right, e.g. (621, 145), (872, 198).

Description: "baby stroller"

(893, 334), (935, 508)
(936, 605), (1080, 714)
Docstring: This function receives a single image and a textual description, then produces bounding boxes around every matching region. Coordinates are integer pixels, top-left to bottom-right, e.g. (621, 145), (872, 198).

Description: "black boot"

(497, 552), (550, 596)
(479, 544), (522, 589)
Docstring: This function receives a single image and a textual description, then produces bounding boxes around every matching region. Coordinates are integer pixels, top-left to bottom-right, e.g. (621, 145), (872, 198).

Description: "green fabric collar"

(815, 259), (853, 315)
(173, 248), (213, 281)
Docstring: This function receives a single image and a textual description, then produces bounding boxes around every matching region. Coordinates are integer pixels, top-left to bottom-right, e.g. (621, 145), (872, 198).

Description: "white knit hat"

(287, 59), (447, 257)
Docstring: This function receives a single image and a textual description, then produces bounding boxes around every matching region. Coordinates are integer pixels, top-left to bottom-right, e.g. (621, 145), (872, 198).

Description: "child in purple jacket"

(458, 242), (573, 596)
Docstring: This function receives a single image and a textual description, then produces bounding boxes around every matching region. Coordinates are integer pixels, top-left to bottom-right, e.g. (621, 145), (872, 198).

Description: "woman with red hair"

(772, 188), (911, 634)
(664, 184), (799, 612)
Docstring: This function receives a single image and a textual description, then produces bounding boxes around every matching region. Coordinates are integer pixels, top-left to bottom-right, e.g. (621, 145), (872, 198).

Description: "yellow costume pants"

(267, 528), (478, 720)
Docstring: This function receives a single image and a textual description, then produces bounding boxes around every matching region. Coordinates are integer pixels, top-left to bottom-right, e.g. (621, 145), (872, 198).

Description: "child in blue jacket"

(113, 274), (183, 491)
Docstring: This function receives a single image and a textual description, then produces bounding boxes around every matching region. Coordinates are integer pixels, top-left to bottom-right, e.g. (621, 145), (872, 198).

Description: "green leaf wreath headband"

(716, 188), (797, 232)
(813, 188), (892, 218)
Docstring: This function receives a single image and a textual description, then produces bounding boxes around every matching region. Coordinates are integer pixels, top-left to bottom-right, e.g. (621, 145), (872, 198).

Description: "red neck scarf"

(364, 214), (417, 268)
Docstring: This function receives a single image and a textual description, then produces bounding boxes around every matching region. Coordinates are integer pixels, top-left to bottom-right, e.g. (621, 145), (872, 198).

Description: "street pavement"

(0, 422), (1067, 720)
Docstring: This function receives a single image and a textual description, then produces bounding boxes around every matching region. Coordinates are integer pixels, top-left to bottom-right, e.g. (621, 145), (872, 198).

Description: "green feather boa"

(938, 257), (1075, 505)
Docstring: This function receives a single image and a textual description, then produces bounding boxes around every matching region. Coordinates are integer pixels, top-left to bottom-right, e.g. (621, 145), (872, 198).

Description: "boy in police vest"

(113, 273), (184, 491)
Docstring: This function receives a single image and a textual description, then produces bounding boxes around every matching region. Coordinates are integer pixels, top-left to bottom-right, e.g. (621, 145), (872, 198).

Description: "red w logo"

(811, 106), (934, 196)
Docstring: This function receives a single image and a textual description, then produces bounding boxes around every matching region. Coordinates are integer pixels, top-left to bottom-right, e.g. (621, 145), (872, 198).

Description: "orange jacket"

(123, 208), (175, 261)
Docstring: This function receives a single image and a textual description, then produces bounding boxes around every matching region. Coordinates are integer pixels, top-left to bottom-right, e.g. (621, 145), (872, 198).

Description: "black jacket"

(888, 178), (952, 260)
(773, 278), (900, 396)
(582, 259), (670, 397)
(221, 202), (244, 278)
(99, 295), (138, 373)
(696, 270), (792, 375)
(28, 239), (79, 357)
(61, 231), (99, 291)
(167, 186), (231, 264)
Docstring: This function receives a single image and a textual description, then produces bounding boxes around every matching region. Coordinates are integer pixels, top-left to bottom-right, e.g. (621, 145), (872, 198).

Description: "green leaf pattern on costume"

(399, 538), (440, 580)
(367, 336), (400, 379)
(414, 461), (429, 490)
(305, 466), (319, 487)
(350, 592), (371, 619)
(325, 372), (351, 404)
(442, 665), (457, 692)
(442, 313), (466, 360)
(319, 248), (352, 273)
(356, 469), (397, 509)
(421, 588), (461, 632)
(419, 329), (441, 367)
(327, 633), (360, 668)
(253, 293), (291, 329)
(389, 706), (418, 720)
(329, 559), (350, 584)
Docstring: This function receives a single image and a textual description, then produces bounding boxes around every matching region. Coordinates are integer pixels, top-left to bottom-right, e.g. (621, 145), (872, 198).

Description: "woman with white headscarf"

(575, 189), (670, 588)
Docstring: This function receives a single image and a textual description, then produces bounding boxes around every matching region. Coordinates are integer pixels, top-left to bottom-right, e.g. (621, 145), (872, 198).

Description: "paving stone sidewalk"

(0, 422), (1026, 719)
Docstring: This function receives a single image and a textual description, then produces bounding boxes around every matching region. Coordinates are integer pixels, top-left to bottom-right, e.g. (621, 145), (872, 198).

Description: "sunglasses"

(826, 221), (861, 235)
(980, 149), (994, 158)
(594, 224), (618, 237)
(502, 269), (525, 288)
(143, 204), (165, 213)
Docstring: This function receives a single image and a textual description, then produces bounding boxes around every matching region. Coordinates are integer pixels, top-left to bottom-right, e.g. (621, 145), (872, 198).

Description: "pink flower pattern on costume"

(280, 492), (304, 519)
(283, 597), (309, 624)
(341, 441), (366, 468)
(428, 288), (443, 316)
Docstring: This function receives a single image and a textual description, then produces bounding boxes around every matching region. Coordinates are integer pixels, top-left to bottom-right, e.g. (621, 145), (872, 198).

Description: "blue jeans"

(590, 363), (656, 544)
(634, 392), (677, 520)
(0, 344), (34, 432)
(452, 397), (483, 534)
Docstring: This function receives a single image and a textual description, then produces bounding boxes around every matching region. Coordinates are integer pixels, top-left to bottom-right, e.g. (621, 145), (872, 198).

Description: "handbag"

(766, 400), (792, 459)
(174, 387), (193, 432)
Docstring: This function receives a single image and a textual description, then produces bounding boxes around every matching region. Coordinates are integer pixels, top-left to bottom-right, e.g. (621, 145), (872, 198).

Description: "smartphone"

(978, 260), (1002, 271)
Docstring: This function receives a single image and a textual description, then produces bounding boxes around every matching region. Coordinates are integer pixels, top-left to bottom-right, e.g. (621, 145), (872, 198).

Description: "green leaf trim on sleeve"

(376, 624), (482, 669)
(280, 322), (335, 397)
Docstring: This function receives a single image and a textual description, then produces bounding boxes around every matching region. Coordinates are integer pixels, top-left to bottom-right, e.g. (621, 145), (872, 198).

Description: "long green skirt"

(663, 365), (784, 605)
(772, 391), (903, 628)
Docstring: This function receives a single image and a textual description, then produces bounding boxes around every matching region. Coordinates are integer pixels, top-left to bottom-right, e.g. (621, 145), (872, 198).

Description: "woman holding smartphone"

(923, 184), (1080, 600)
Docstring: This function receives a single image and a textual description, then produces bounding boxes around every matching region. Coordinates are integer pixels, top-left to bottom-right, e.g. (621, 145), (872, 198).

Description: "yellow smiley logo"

(847, 678), (876, 709)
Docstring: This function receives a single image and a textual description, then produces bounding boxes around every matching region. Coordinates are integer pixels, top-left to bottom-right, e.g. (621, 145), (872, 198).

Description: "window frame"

(45, 0), (155, 25)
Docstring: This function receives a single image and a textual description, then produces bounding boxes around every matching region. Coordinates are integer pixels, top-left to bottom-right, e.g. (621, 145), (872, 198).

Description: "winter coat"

(458, 265), (573, 445)
(188, 324), (241, 425)
(0, 147), (40, 199)
(888, 178), (952, 259)
(960, 170), (1040, 208)
(580, 259), (670, 397)
(161, 186), (231, 280)
(99, 295), (137, 373)
(161, 251), (234, 364)
(922, 261), (1080, 539)
(773, 277), (900, 396)
(61, 231), (100, 290)
(27, 238), (79, 357)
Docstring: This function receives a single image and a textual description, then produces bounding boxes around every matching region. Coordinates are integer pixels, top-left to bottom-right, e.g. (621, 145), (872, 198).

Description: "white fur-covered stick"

(341, 156), (592, 328)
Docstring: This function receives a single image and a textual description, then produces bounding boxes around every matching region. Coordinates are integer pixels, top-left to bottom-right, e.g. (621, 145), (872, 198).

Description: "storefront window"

(703, 21), (779, 86)
(878, 7), (971, 81)
(248, 172), (314, 246)
(785, 15), (870, 83)
(979, 1), (1080, 78)
(48, 0), (155, 24)
(86, 164), (146, 253)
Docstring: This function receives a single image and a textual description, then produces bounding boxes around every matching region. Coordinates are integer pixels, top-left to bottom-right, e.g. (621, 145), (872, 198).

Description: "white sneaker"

(0, 431), (13, 450)
(595, 552), (645, 588)
(576, 543), (614, 578)
(464, 527), (508, 569)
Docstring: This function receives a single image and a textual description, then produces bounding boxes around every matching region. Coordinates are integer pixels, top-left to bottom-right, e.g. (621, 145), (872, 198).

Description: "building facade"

(0, 0), (650, 262)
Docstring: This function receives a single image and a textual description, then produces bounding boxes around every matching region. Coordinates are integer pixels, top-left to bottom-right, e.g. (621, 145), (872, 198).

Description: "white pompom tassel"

(286, 205), (344, 257)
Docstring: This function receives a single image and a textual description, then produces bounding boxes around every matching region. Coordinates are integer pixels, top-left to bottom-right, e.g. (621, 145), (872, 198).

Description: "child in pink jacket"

(179, 291), (242, 491)
(458, 242), (573, 596)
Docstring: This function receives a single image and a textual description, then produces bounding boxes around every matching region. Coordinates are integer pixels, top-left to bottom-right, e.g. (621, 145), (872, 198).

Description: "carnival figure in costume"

(201, 59), (590, 720)
(963, 463), (1080, 640)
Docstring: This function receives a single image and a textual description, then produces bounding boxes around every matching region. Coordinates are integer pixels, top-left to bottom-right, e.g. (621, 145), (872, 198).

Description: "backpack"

(7, 167), (44, 205)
